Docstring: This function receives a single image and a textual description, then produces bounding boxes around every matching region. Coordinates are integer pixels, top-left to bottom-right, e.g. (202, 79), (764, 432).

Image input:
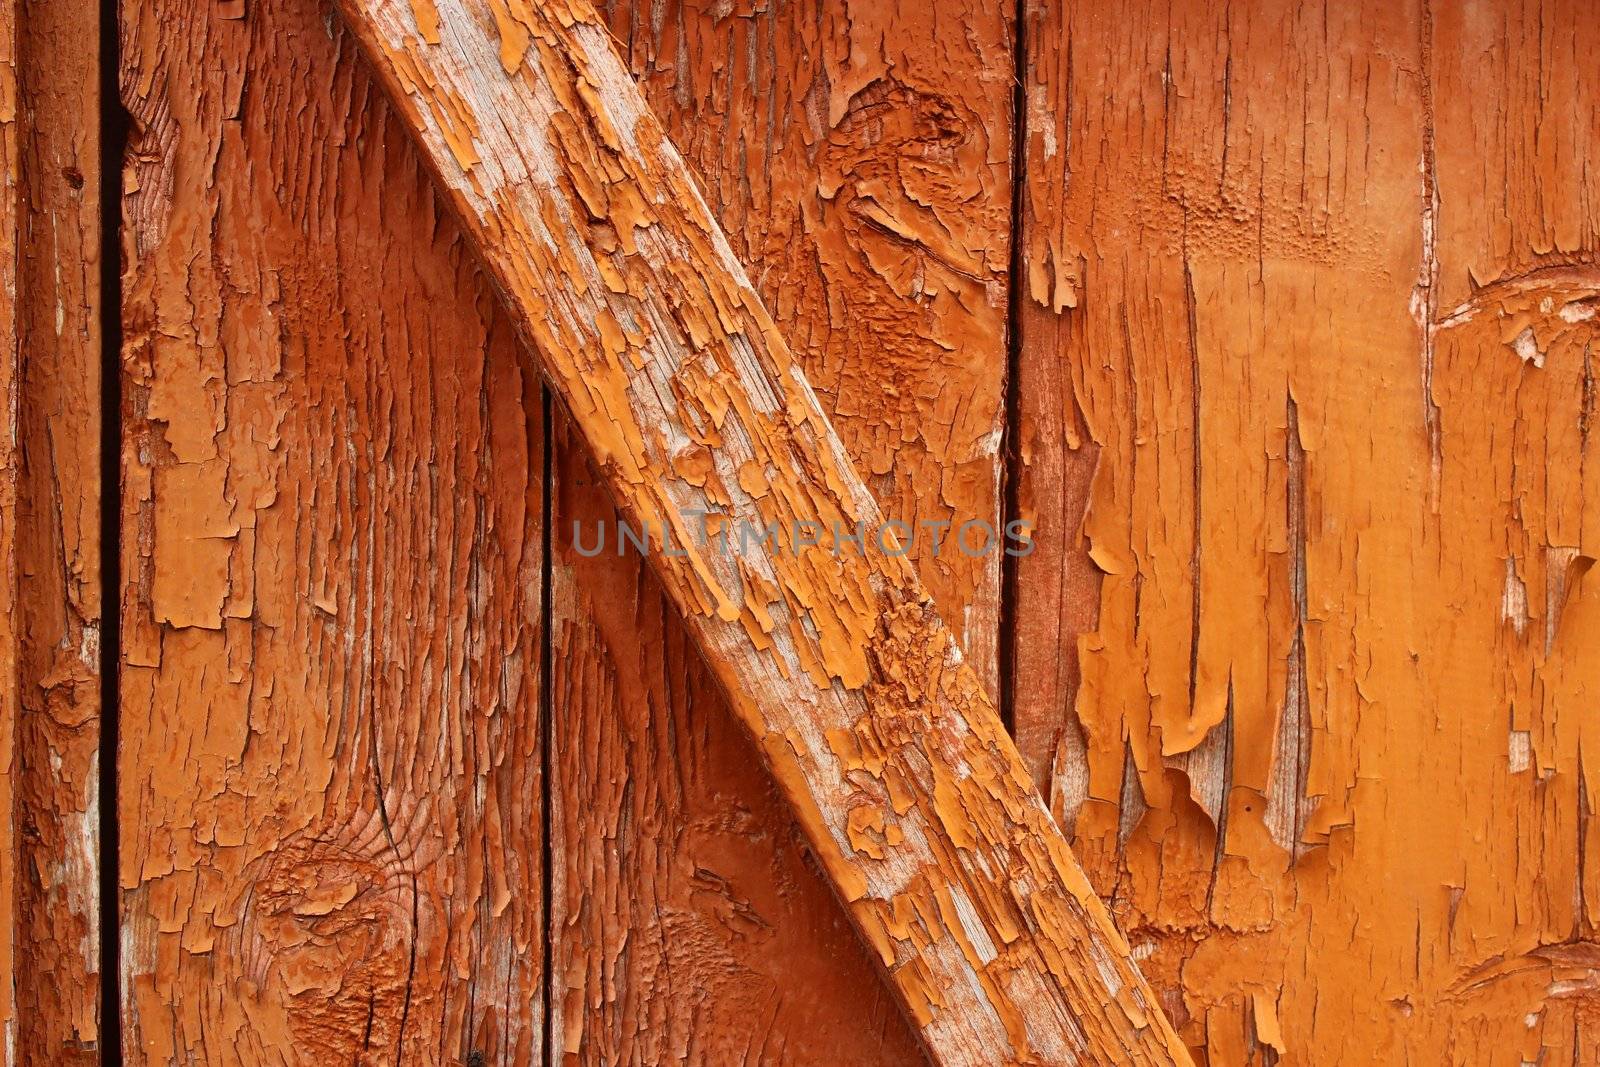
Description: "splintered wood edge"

(332, 0), (1193, 1062)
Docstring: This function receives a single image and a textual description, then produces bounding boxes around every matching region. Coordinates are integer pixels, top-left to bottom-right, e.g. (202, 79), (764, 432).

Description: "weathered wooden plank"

(11, 0), (105, 1055)
(336, 1), (1189, 1062)
(1418, 4), (1600, 1060)
(118, 4), (545, 1061)
(1011, 0), (1600, 1061)
(544, 0), (1013, 1060)
(0, 0), (19, 1049)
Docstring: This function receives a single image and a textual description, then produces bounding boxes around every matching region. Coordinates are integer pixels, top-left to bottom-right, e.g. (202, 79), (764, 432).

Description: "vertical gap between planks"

(999, 0), (1030, 737)
(97, 0), (125, 1055)
(538, 385), (555, 1066)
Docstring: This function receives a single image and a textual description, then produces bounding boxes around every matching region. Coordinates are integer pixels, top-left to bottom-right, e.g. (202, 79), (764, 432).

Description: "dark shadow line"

(999, 0), (1030, 734)
(98, 0), (129, 1057)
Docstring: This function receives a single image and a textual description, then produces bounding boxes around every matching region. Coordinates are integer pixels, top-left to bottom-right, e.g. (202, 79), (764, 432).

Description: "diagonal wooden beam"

(334, 1), (1192, 1062)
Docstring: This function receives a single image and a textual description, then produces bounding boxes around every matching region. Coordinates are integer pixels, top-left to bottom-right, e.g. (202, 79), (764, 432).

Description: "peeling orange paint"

(119, 2), (546, 1061)
(1012, 0), (1600, 1062)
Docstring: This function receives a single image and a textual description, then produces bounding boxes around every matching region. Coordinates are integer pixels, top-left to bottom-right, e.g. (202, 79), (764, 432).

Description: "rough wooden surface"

(543, 0), (1012, 1061)
(1011, 0), (1600, 1061)
(11, 0), (105, 1056)
(336, 0), (1189, 1062)
(118, 3), (545, 1061)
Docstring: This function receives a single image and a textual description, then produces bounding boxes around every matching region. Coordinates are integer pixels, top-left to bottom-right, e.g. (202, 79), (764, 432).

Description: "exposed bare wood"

(335, 1), (1190, 1062)
(118, 4), (545, 1061)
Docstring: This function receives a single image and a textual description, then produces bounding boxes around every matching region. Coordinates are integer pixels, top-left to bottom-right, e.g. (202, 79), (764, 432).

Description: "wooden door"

(0, 0), (1592, 1063)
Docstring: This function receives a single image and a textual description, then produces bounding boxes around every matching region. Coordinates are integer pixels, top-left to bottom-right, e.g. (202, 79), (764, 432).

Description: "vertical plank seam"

(999, 0), (1030, 737)
(97, 0), (124, 1053)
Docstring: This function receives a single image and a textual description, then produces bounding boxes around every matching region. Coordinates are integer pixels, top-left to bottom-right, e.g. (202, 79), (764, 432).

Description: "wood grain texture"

(545, 0), (1013, 1061)
(11, 0), (106, 1056)
(118, 3), (545, 1062)
(335, 0), (1188, 1062)
(1011, 0), (1600, 1061)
